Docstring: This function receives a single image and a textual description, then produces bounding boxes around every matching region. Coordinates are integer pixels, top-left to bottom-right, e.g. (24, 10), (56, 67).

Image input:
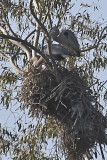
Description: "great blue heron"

(50, 27), (80, 57)
(30, 27), (80, 67)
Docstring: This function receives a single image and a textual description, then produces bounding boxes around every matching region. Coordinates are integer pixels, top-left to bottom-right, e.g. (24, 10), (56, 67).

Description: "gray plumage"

(50, 27), (80, 57)
(49, 26), (59, 39)
(43, 44), (74, 61)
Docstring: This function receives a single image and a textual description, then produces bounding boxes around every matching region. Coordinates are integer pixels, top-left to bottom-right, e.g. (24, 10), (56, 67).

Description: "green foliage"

(0, 119), (59, 160)
(0, 70), (17, 108)
(0, 0), (107, 159)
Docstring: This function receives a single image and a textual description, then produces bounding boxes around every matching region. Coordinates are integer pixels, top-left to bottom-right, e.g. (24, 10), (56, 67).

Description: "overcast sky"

(0, 0), (107, 159)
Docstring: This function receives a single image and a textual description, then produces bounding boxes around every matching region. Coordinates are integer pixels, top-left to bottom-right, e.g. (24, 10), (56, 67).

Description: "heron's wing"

(51, 44), (74, 57)
(43, 44), (74, 60)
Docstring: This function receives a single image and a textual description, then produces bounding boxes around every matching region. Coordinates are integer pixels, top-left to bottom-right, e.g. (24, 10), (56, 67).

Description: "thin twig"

(0, 51), (9, 60)
(0, 51), (23, 74)
(0, 26), (31, 60)
(81, 26), (107, 53)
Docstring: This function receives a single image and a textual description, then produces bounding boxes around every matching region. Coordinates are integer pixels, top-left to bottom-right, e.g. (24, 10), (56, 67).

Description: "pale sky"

(0, 0), (107, 159)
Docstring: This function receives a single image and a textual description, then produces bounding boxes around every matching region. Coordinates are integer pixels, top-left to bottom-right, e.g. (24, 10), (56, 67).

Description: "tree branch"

(29, 0), (49, 37)
(0, 32), (50, 66)
(0, 26), (31, 61)
(0, 51), (24, 74)
(9, 56), (24, 74)
(0, 51), (9, 61)
(25, 29), (36, 40)
(32, 3), (42, 57)
(0, 2), (17, 37)
(81, 26), (107, 53)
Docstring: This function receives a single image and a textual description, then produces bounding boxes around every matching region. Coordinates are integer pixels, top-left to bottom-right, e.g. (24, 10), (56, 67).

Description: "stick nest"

(19, 67), (107, 160)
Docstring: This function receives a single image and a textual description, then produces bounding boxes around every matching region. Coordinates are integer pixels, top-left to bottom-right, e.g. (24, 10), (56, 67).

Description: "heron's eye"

(64, 31), (68, 37)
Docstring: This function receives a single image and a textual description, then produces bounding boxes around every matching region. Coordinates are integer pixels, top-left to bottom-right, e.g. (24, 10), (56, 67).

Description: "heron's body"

(43, 44), (73, 61)
(50, 27), (80, 57)
(31, 27), (80, 67)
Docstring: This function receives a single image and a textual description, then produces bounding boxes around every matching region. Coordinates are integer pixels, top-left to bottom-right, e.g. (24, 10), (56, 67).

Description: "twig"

(25, 29), (36, 40)
(0, 51), (23, 74)
(0, 2), (17, 37)
(0, 51), (9, 60)
(81, 26), (107, 53)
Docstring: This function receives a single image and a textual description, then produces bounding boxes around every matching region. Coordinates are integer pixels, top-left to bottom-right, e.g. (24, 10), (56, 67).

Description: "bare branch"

(33, 0), (39, 11)
(32, 10), (42, 57)
(30, 56), (44, 67)
(25, 29), (36, 40)
(81, 45), (98, 53)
